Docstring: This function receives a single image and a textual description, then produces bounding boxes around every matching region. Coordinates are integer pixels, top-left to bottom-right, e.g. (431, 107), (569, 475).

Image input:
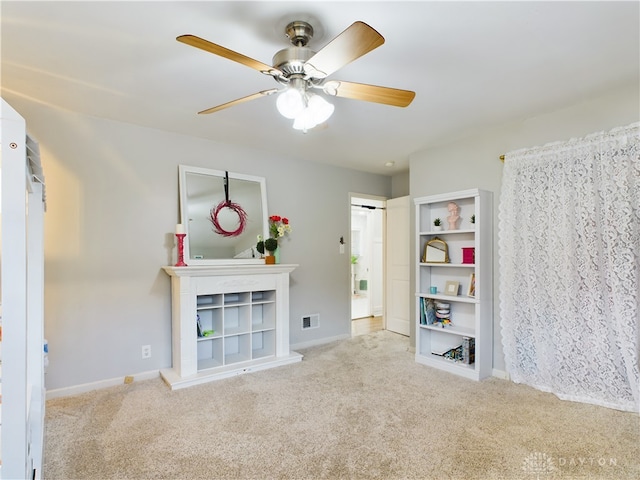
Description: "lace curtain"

(499, 122), (640, 412)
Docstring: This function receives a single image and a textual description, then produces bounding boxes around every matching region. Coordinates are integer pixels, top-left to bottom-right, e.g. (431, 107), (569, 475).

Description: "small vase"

(433, 225), (443, 232)
(274, 245), (280, 264)
(265, 255), (276, 265)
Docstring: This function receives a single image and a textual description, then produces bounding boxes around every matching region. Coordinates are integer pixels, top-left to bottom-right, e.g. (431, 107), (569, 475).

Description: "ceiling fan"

(177, 20), (416, 132)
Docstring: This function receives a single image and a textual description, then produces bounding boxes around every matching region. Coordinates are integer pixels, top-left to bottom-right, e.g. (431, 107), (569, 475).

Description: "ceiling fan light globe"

(308, 94), (334, 124)
(276, 88), (304, 119)
(292, 108), (317, 131)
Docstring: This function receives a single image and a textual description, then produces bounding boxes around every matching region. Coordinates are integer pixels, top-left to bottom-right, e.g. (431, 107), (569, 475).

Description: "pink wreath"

(209, 200), (247, 237)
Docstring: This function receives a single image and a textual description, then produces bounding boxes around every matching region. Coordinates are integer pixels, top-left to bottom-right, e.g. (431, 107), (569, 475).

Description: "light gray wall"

(8, 96), (391, 391)
(391, 170), (410, 198)
(8, 78), (637, 390)
(409, 80), (640, 372)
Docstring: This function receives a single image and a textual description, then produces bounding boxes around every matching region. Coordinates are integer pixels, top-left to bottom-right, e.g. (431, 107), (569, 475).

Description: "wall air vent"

(302, 314), (320, 329)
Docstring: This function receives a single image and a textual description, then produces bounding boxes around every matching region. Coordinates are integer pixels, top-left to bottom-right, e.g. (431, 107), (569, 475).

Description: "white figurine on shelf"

(447, 201), (460, 230)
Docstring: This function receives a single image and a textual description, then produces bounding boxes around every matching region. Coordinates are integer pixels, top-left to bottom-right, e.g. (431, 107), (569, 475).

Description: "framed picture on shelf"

(467, 273), (476, 297)
(422, 237), (450, 263)
(444, 281), (459, 296)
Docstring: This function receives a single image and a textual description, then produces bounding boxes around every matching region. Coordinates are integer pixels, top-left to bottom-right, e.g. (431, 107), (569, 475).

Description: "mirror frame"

(422, 237), (450, 263)
(178, 165), (269, 265)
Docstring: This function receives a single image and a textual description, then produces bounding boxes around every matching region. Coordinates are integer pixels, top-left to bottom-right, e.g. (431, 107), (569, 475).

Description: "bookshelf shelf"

(420, 262), (476, 268)
(420, 323), (476, 337)
(417, 293), (478, 304)
(414, 189), (493, 380)
(418, 228), (476, 235)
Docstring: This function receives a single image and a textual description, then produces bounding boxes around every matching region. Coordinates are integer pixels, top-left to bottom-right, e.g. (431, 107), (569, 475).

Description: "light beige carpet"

(44, 331), (639, 479)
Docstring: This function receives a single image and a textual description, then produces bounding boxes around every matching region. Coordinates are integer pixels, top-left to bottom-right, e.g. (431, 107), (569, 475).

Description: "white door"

(351, 197), (385, 320)
(385, 196), (410, 336)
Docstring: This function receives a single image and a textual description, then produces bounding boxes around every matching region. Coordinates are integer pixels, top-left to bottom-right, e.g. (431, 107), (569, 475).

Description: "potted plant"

(470, 214), (476, 226)
(264, 237), (278, 264)
(433, 218), (443, 232)
(257, 236), (279, 264)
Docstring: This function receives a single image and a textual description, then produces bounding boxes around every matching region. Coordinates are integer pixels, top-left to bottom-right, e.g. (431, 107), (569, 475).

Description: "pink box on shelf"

(462, 247), (475, 264)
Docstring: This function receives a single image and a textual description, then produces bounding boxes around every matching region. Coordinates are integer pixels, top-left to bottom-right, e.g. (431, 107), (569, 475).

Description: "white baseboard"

(291, 333), (351, 351)
(44, 360), (510, 400)
(492, 368), (510, 380)
(46, 369), (160, 400)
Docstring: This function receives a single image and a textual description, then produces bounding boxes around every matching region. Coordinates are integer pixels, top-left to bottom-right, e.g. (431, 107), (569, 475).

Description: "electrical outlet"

(141, 345), (151, 359)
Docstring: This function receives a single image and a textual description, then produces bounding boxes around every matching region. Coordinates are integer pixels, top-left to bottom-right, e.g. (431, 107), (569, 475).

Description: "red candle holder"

(175, 233), (187, 266)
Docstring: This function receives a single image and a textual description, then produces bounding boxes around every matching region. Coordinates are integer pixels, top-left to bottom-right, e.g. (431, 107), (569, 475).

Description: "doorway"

(350, 195), (385, 335)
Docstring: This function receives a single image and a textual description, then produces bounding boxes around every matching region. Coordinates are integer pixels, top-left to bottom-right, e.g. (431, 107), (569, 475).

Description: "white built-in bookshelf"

(414, 189), (493, 380)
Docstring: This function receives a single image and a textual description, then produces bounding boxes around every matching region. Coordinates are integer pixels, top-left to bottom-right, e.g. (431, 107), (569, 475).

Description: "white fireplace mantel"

(161, 264), (302, 390)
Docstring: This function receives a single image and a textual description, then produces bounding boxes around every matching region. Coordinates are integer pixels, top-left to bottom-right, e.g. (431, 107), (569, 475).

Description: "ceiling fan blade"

(198, 89), (279, 115)
(177, 35), (283, 77)
(325, 81), (415, 107)
(304, 22), (385, 79)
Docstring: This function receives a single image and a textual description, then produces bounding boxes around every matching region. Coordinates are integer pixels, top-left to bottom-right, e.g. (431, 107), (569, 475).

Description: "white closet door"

(385, 196), (410, 336)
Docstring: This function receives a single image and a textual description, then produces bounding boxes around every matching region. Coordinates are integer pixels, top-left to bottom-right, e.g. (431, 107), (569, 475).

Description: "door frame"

(349, 192), (387, 329)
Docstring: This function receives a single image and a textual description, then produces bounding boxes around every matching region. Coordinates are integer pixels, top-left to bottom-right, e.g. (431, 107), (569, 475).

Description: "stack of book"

(435, 302), (450, 323)
(420, 297), (453, 327)
(434, 338), (475, 365)
(419, 297), (437, 325)
(443, 346), (463, 362)
(462, 336), (475, 365)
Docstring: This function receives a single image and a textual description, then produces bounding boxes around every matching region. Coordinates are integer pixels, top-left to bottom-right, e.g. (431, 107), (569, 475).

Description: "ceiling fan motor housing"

(272, 46), (315, 77)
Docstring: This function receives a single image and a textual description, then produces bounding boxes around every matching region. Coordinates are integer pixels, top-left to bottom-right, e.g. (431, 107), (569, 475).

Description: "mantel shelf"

(163, 264), (299, 277)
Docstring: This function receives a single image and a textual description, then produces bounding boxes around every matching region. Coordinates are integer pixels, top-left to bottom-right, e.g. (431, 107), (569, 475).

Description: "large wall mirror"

(179, 165), (268, 265)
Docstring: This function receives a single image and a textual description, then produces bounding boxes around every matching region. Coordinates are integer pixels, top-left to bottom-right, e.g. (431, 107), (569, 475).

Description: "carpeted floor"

(44, 330), (639, 479)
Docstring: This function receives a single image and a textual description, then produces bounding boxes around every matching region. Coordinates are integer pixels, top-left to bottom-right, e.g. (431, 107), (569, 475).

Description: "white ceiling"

(2, 1), (638, 175)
